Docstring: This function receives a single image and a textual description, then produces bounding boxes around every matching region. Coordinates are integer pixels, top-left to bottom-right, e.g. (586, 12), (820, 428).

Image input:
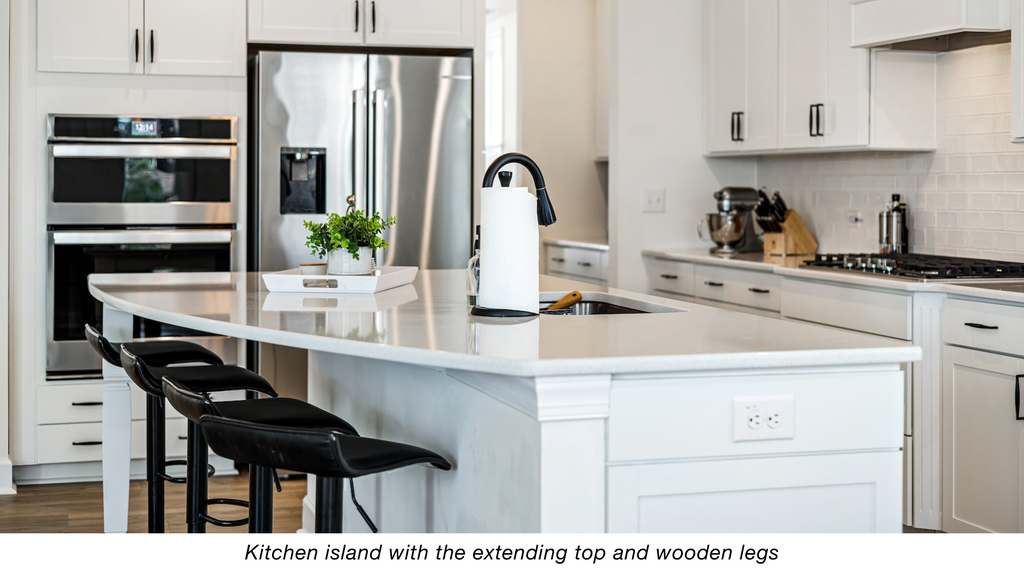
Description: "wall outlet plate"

(844, 210), (863, 228)
(643, 188), (666, 213)
(733, 395), (795, 442)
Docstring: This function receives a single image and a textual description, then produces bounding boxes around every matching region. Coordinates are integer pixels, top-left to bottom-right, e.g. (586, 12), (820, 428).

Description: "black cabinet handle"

(660, 274), (678, 280)
(150, 30), (154, 63)
(748, 287), (770, 294)
(72, 401), (103, 407)
(372, 1), (376, 33)
(730, 112), (737, 142)
(736, 111), (744, 142)
(815, 104), (824, 137)
(704, 281), (724, 287)
(577, 262), (592, 267)
(1016, 376), (1024, 421)
(809, 104), (815, 137)
(134, 29), (139, 62)
(965, 322), (998, 330)
(551, 257), (565, 263)
(355, 0), (359, 32)
(73, 441), (102, 446)
(178, 435), (188, 440)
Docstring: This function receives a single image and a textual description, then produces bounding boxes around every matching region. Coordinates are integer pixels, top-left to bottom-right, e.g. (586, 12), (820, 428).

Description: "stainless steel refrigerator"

(250, 51), (473, 398)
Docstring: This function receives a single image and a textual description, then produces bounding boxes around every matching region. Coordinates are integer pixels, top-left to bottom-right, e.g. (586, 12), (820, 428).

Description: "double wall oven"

(46, 115), (240, 379)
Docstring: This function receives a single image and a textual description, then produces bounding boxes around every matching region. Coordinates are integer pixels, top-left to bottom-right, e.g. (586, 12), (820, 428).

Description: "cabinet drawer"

(37, 383), (106, 425)
(694, 265), (781, 311)
(649, 259), (696, 296)
(546, 245), (571, 275)
(781, 278), (912, 340)
(943, 298), (1024, 357)
(36, 419), (190, 464)
(546, 246), (607, 281)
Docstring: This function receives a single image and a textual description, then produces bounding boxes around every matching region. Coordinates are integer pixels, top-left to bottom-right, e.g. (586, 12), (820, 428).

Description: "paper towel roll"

(478, 186), (539, 314)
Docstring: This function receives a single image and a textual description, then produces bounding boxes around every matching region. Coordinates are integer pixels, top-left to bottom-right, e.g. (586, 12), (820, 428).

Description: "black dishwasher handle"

(965, 322), (998, 330)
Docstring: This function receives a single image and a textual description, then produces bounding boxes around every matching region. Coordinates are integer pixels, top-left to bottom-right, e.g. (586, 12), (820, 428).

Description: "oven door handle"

(52, 230), (233, 245)
(52, 144), (234, 159)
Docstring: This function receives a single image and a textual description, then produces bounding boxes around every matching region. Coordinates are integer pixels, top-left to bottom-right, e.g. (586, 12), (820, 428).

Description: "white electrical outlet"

(733, 395), (795, 441)
(844, 209), (863, 228)
(643, 188), (666, 213)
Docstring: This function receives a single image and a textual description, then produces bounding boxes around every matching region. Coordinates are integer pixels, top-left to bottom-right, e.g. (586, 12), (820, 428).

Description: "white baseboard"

(0, 457), (16, 495)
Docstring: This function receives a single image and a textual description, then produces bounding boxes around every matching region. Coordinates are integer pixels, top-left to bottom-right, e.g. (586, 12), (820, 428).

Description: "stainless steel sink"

(541, 301), (647, 315)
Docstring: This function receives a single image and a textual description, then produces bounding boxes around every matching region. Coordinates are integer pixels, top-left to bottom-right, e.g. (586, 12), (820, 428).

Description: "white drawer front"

(563, 247), (606, 281)
(781, 278), (912, 340)
(943, 298), (1024, 357)
(694, 265), (782, 311)
(37, 383), (106, 425)
(546, 245), (571, 275)
(649, 258), (696, 296)
(608, 370), (905, 463)
(36, 419), (191, 464)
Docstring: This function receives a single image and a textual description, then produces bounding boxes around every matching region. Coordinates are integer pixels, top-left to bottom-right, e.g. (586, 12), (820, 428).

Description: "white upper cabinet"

(38, 0), (245, 76)
(37, 0), (144, 75)
(144, 0), (246, 77)
(1012, 0), (1024, 142)
(248, 0), (476, 48)
(248, 0), (364, 45)
(704, 0), (779, 154)
(851, 0), (1008, 48)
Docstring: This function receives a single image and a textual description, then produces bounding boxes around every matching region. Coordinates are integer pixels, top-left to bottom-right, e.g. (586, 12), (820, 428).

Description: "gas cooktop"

(801, 253), (1024, 281)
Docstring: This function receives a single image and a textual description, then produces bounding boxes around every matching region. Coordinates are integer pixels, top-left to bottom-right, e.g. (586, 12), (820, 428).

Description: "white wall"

(520, 0), (608, 244)
(0, 0), (13, 495)
(608, 0), (757, 292)
(759, 43), (1024, 260)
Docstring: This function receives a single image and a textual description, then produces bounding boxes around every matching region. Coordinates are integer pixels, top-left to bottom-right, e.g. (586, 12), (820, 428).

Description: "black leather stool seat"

(122, 346), (277, 398)
(85, 324), (223, 368)
(200, 415), (452, 479)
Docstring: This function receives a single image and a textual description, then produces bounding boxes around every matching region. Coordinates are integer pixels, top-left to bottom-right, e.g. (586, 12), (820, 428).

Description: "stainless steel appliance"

(801, 253), (1024, 281)
(251, 51), (473, 396)
(879, 194), (909, 254)
(699, 187), (762, 254)
(45, 115), (242, 378)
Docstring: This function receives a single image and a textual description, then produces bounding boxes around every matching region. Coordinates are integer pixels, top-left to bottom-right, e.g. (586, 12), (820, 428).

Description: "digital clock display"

(131, 120), (158, 137)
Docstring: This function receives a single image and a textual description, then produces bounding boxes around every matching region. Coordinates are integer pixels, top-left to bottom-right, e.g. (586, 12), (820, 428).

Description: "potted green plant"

(303, 211), (396, 275)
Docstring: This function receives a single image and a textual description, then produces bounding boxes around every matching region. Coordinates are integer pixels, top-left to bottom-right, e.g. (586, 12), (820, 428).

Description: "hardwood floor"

(0, 469), (306, 533)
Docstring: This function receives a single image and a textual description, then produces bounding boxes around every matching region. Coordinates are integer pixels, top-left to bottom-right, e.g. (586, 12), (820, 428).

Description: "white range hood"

(850, 0), (1008, 48)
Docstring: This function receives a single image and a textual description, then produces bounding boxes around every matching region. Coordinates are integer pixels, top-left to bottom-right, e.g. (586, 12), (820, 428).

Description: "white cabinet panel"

(648, 258), (696, 297)
(37, 0), (144, 74)
(852, 0), (1007, 48)
(1013, 0), (1024, 142)
(694, 264), (782, 311)
(943, 297), (1024, 357)
(781, 278), (912, 340)
(942, 346), (1024, 533)
(779, 0), (826, 149)
(248, 0), (365, 45)
(37, 383), (106, 425)
(823, 0), (869, 148)
(145, 0), (246, 77)
(365, 0), (475, 48)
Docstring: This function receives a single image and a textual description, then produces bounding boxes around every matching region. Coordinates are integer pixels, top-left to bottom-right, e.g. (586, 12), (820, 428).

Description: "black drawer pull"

(748, 288), (770, 294)
(1016, 376), (1024, 421)
(71, 401), (103, 407)
(179, 435), (188, 440)
(72, 441), (102, 446)
(704, 281), (724, 287)
(660, 274), (678, 280)
(551, 257), (565, 263)
(577, 261), (592, 267)
(965, 322), (998, 330)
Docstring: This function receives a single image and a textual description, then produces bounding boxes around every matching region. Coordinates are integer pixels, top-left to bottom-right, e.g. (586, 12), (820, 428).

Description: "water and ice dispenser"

(280, 147), (326, 214)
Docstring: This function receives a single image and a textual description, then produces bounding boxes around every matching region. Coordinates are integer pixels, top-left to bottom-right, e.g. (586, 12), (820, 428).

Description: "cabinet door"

(37, 0), (144, 74)
(365, 0), (475, 48)
(822, 0), (869, 147)
(743, 0), (779, 151)
(248, 0), (365, 45)
(942, 346), (1024, 533)
(1012, 0), (1024, 142)
(704, 0), (747, 153)
(145, 0), (246, 77)
(778, 0), (826, 149)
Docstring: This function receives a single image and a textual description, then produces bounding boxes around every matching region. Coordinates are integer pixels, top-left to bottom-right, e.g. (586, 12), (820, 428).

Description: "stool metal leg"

(185, 420), (208, 533)
(314, 476), (345, 533)
(249, 464), (275, 533)
(145, 395), (166, 533)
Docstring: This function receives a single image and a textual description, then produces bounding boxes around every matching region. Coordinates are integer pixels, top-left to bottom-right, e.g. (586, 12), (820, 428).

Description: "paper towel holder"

(481, 152), (556, 227)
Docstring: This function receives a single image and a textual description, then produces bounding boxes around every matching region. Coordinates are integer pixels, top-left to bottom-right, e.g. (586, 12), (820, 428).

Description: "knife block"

(763, 210), (818, 256)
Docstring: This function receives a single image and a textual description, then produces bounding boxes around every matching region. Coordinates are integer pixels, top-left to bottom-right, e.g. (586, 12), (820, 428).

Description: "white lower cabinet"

(544, 244), (608, 286)
(942, 344), (1024, 533)
(695, 264), (781, 312)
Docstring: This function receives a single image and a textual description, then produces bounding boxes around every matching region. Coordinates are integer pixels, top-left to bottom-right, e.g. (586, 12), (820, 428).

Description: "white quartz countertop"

(88, 270), (920, 378)
(644, 247), (1024, 305)
(542, 238), (609, 251)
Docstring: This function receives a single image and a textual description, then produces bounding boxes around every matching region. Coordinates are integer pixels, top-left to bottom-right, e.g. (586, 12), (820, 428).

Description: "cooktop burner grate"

(802, 253), (1024, 279)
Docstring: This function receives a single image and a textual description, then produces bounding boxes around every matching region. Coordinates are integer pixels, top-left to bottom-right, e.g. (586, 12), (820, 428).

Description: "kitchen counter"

(89, 270), (919, 533)
(542, 237), (609, 251)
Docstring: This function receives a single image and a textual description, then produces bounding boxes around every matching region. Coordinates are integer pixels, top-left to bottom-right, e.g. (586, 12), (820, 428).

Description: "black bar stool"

(200, 413), (452, 533)
(85, 325), (228, 532)
(162, 376), (361, 533)
(117, 342), (278, 533)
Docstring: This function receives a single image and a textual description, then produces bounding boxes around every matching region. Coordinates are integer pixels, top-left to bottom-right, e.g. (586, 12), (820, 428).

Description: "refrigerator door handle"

(353, 89), (367, 214)
(371, 89), (386, 218)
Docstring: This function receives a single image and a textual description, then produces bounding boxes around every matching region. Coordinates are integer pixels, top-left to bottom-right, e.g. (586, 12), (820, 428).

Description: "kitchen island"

(88, 270), (920, 533)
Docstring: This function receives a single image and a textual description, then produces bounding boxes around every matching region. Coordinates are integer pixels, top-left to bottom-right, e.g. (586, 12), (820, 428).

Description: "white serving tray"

(262, 266), (418, 294)
(262, 284), (419, 312)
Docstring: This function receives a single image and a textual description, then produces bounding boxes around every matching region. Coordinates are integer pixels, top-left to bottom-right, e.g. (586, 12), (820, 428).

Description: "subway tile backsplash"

(757, 43), (1024, 261)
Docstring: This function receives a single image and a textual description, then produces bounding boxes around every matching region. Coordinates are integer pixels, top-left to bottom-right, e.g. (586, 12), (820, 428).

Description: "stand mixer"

(698, 187), (763, 254)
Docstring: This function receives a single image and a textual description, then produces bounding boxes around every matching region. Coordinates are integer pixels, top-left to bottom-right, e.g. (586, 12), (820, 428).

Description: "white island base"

(303, 352), (904, 533)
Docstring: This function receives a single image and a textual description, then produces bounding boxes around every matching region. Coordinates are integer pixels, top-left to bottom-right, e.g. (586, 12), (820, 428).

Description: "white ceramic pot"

(327, 246), (373, 275)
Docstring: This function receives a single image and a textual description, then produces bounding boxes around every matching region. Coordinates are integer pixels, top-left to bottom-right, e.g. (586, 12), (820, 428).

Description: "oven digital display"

(131, 120), (158, 137)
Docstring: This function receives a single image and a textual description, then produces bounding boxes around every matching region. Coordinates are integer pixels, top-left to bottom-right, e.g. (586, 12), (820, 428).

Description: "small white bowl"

(299, 262), (327, 275)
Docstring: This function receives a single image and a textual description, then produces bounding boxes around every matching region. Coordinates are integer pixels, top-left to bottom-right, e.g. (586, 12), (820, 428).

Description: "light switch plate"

(733, 395), (795, 442)
(643, 188), (666, 213)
